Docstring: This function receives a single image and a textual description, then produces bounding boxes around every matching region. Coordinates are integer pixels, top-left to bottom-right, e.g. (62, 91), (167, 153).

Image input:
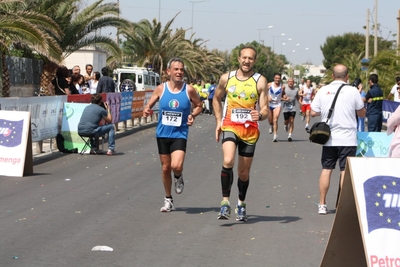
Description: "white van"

(112, 66), (161, 92)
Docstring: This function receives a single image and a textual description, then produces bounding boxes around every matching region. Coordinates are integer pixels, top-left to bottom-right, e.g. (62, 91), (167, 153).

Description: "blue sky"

(87, 0), (397, 66)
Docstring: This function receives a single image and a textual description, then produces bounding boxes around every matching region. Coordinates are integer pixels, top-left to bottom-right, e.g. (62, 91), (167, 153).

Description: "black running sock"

(174, 173), (181, 179)
(221, 167), (233, 198)
(238, 178), (249, 201)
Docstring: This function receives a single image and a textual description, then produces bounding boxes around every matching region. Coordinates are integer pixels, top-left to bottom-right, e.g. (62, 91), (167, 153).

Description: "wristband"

(191, 113), (196, 118)
(259, 113), (262, 120)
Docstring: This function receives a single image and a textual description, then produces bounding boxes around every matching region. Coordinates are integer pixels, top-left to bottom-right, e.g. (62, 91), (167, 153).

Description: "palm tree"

(30, 0), (128, 94)
(0, 0), (62, 97)
(368, 50), (400, 96)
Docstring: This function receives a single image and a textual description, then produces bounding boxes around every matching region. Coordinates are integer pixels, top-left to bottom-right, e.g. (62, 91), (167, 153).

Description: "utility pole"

(397, 9), (400, 58)
(374, 0), (378, 57)
(366, 9), (369, 59)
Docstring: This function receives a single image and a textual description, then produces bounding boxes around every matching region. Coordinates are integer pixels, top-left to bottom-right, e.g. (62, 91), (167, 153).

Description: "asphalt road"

(0, 114), (342, 267)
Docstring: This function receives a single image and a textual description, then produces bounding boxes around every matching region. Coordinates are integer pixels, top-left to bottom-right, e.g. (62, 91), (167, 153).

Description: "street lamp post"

(257, 26), (273, 45)
(272, 33), (285, 53)
(190, 0), (209, 35)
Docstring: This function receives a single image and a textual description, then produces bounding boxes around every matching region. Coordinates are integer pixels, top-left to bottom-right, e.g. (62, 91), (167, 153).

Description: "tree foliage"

(229, 41), (286, 82)
(320, 32), (394, 70)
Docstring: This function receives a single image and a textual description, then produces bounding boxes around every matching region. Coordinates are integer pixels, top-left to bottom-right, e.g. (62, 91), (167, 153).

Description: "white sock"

(305, 124), (309, 128)
(288, 133), (292, 138)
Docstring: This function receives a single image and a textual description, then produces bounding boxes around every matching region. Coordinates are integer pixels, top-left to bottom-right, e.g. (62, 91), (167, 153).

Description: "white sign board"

(0, 111), (33, 177)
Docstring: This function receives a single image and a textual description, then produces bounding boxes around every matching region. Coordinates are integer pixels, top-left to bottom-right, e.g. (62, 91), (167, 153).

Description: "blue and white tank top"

(269, 84), (283, 108)
(156, 82), (191, 139)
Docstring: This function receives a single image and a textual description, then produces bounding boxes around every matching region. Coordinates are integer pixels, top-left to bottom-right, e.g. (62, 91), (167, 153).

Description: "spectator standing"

(311, 64), (366, 215)
(386, 76), (400, 102)
(208, 81), (216, 115)
(357, 83), (366, 132)
(48, 65), (71, 95)
(90, 71), (100, 94)
(69, 73), (81, 94)
(213, 46), (269, 221)
(84, 64), (94, 85)
(97, 67), (115, 93)
(78, 94), (116, 155)
(143, 57), (203, 212)
(72, 65), (81, 75)
(363, 74), (383, 132)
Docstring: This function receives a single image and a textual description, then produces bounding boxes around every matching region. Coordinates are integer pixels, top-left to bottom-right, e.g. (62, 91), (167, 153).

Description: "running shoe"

(235, 203), (248, 221)
(107, 149), (116, 155)
(318, 204), (327, 215)
(284, 124), (288, 132)
(160, 197), (175, 212)
(288, 136), (292, 142)
(269, 126), (273, 134)
(305, 127), (310, 133)
(174, 175), (184, 194)
(217, 200), (231, 219)
(301, 116), (305, 121)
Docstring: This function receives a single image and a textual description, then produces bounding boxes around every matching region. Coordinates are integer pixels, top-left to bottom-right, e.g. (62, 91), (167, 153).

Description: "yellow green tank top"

(222, 70), (261, 144)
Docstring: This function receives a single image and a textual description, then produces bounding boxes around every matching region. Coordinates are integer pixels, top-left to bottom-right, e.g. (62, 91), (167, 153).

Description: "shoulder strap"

(326, 83), (347, 123)
(56, 78), (67, 95)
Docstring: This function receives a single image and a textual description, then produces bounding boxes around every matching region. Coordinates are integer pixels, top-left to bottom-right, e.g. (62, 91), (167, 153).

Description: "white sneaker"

(301, 116), (305, 121)
(269, 126), (273, 134)
(174, 175), (184, 194)
(318, 204), (327, 215)
(160, 198), (175, 212)
(284, 124), (288, 132)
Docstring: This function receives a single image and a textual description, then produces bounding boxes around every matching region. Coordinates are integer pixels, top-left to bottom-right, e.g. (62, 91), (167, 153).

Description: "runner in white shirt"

(267, 73), (288, 142)
(298, 79), (314, 132)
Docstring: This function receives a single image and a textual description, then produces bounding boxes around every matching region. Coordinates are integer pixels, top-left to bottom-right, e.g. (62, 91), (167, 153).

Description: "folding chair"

(78, 134), (95, 155)
(78, 133), (105, 155)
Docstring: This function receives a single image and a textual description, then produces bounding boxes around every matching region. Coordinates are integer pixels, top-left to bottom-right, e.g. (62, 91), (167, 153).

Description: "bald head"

(332, 64), (348, 81)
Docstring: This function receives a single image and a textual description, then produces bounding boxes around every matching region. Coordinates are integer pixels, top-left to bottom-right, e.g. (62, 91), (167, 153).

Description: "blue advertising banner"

(382, 100), (400, 123)
(119, 92), (133, 122)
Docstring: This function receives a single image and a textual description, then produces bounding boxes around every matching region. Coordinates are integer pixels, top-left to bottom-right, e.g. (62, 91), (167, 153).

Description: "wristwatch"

(259, 113), (263, 120)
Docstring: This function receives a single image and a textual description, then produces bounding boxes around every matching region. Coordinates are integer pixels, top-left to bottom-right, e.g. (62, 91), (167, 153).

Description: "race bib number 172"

(161, 111), (182, 126)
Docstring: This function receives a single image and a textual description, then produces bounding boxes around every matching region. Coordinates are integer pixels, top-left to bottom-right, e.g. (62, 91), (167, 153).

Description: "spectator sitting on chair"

(78, 94), (116, 155)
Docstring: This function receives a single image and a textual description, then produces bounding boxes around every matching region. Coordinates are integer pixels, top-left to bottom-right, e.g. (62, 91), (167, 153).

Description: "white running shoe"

(284, 124), (288, 132)
(318, 204), (327, 215)
(269, 126), (273, 134)
(160, 198), (175, 212)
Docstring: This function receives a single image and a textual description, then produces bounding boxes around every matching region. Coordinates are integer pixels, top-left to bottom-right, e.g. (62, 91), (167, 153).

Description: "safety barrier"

(0, 91), (158, 155)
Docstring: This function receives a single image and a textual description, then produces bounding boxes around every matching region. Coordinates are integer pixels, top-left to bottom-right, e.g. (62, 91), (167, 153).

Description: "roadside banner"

(383, 100), (400, 123)
(321, 157), (400, 267)
(119, 92), (133, 121)
(356, 132), (393, 157)
(0, 111), (33, 177)
(61, 103), (89, 152)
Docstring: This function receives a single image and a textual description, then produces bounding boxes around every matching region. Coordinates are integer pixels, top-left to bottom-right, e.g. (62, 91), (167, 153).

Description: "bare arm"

(213, 73), (228, 142)
(255, 76), (269, 121)
(187, 84), (203, 126)
(103, 102), (112, 123)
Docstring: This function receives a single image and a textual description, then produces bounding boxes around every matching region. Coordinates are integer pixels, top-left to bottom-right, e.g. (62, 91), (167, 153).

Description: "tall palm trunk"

(1, 52), (10, 97)
(40, 61), (58, 95)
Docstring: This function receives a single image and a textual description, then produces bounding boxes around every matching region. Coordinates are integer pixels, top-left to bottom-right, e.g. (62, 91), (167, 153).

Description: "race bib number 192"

(162, 111), (182, 126)
(231, 108), (251, 124)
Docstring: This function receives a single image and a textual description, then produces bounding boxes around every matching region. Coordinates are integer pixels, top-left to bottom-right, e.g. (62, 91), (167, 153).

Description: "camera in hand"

(351, 78), (362, 88)
(99, 102), (106, 109)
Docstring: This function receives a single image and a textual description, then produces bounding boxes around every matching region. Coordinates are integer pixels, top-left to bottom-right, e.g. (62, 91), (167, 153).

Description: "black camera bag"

(309, 84), (346, 145)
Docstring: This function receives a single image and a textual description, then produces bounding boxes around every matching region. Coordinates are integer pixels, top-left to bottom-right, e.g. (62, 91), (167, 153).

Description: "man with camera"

(78, 94), (116, 155)
(310, 64), (365, 215)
